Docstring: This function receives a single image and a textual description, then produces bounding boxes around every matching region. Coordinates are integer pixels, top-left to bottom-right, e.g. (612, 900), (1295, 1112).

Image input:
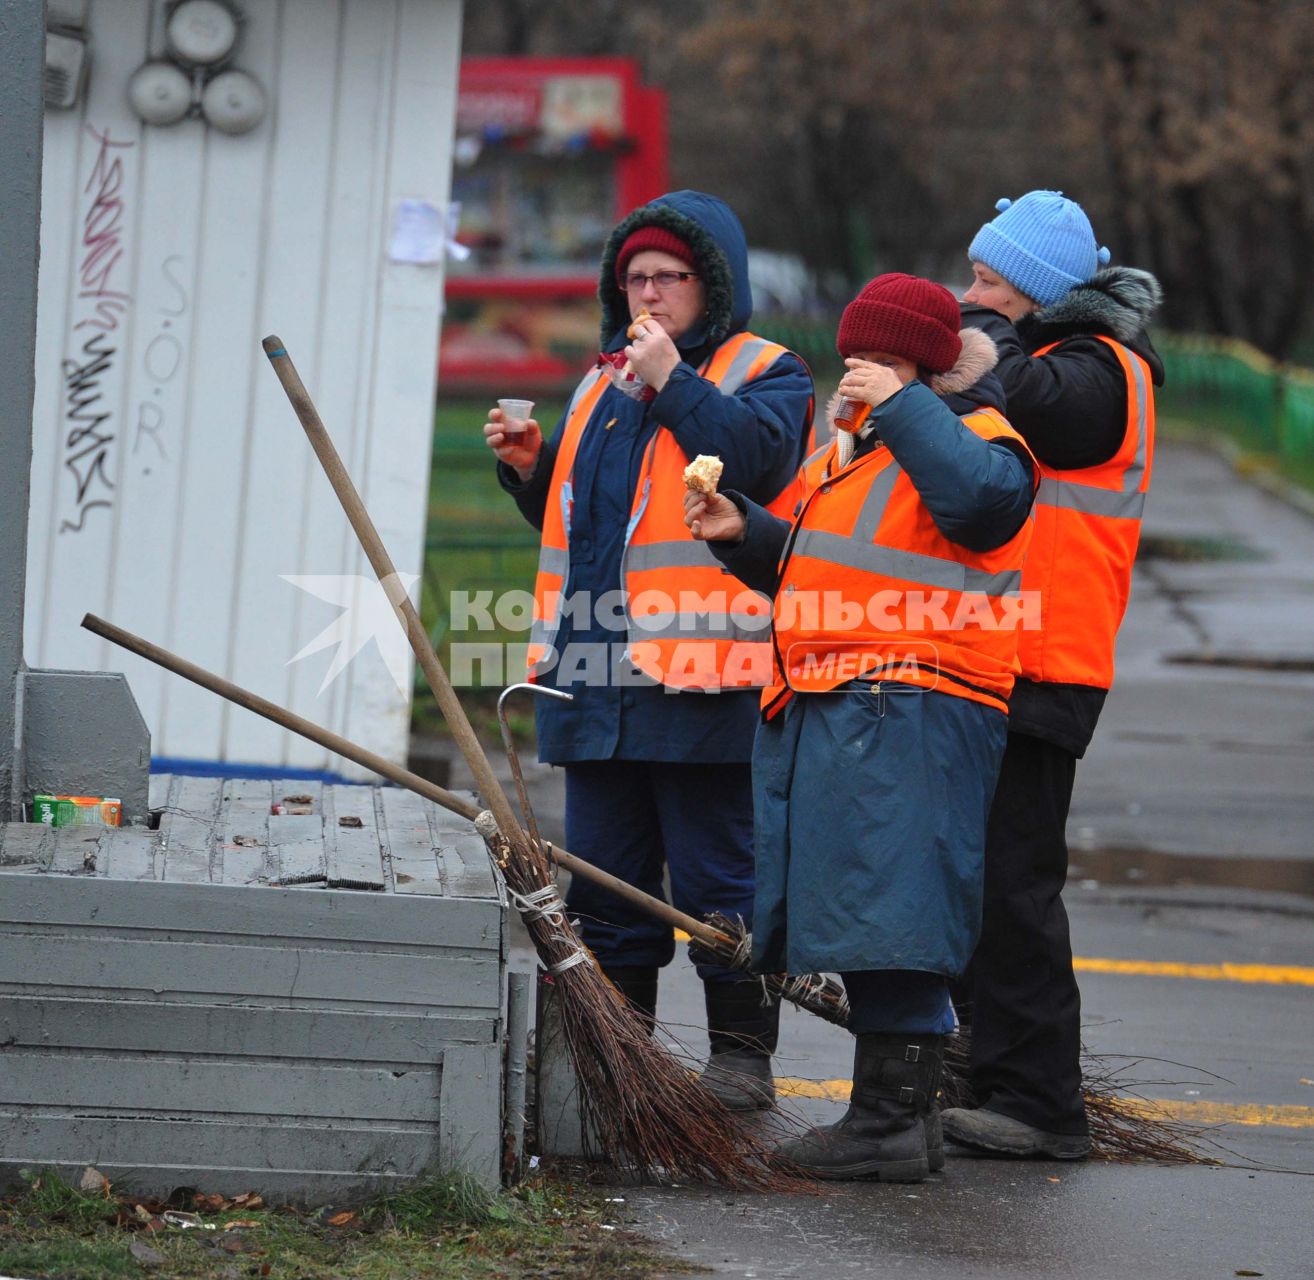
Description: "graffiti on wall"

(133, 254), (189, 472)
(60, 124), (134, 534)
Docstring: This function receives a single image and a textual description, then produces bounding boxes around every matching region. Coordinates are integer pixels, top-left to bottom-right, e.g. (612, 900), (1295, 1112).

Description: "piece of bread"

(627, 310), (653, 340)
(683, 454), (724, 495)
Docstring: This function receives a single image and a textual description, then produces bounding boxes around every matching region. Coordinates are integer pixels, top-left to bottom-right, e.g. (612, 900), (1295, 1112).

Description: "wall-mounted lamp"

(127, 0), (268, 135)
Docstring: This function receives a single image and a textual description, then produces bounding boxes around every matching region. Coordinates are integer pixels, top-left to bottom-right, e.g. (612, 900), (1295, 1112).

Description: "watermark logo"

(782, 641), (941, 692)
(283, 573), (418, 695)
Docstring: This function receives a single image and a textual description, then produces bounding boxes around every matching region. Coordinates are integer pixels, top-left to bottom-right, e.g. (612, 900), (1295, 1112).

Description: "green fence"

(1155, 333), (1314, 470)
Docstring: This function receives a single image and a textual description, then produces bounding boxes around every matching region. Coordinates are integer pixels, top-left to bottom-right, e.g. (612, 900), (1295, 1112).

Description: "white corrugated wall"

(28, 0), (463, 774)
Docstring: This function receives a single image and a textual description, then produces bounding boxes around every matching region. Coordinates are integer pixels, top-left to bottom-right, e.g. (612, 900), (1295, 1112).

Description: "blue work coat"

(499, 191), (814, 764)
(712, 377), (1032, 975)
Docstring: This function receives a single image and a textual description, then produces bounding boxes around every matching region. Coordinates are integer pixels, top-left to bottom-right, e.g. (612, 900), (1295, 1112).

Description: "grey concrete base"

(0, 777), (508, 1201)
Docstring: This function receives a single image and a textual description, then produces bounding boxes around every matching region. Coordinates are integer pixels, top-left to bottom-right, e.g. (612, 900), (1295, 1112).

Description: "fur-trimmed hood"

(823, 327), (1001, 434)
(597, 190), (751, 355)
(1027, 266), (1163, 345)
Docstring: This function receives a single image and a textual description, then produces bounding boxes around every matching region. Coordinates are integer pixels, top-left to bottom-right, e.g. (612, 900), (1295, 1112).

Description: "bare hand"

(684, 488), (745, 543)
(838, 358), (905, 409)
(483, 407), (543, 481)
(624, 319), (681, 392)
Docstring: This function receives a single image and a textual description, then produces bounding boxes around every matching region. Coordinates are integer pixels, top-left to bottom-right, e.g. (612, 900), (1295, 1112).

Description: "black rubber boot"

(774, 1034), (944, 1181)
(604, 965), (658, 1036)
(700, 979), (779, 1111)
(941, 1106), (1092, 1160)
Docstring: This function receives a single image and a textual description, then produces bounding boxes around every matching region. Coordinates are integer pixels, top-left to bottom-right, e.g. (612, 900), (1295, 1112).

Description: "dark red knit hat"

(836, 273), (962, 372)
(615, 226), (696, 281)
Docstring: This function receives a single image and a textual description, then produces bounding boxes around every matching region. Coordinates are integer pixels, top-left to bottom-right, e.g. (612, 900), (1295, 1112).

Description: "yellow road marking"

(672, 929), (1314, 988)
(1073, 957), (1314, 987)
(772, 1078), (1314, 1128)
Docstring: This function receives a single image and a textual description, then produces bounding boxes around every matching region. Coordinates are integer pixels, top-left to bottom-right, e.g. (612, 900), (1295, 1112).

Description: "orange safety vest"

(763, 406), (1035, 720)
(529, 331), (813, 690)
(1018, 335), (1154, 689)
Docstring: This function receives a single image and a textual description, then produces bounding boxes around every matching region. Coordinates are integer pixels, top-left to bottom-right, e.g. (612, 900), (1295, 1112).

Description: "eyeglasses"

(622, 270), (700, 292)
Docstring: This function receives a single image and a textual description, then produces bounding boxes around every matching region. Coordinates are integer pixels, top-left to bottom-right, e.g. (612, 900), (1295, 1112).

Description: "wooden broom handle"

(81, 612), (724, 947)
(260, 335), (524, 847)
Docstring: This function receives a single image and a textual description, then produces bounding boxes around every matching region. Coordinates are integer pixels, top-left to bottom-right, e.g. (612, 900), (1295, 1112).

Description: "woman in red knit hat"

(686, 273), (1038, 1181)
(483, 192), (815, 1110)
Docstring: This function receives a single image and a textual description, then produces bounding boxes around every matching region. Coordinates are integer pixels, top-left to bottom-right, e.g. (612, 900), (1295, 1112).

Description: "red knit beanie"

(836, 273), (963, 372)
(615, 226), (696, 280)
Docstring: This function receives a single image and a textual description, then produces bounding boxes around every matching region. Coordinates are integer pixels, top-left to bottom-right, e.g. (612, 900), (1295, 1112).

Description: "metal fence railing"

(1154, 333), (1314, 467)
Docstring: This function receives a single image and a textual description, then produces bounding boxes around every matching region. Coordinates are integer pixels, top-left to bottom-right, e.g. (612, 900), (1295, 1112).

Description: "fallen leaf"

(327, 1210), (356, 1227)
(129, 1238), (167, 1268)
(233, 835), (260, 847)
(1299, 1078), (1313, 1086)
(220, 1233), (259, 1254)
(1047, 1176), (1061, 1183)
(196, 1193), (230, 1212)
(79, 1166), (111, 1196)
(282, 794), (313, 805)
(224, 1219), (262, 1230)
(338, 815), (364, 828)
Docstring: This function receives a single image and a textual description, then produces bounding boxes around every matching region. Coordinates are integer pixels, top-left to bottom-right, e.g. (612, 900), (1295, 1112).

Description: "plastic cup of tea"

(497, 398), (535, 437)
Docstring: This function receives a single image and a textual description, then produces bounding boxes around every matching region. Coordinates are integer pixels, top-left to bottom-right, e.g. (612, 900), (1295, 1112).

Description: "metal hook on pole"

(496, 682), (572, 861)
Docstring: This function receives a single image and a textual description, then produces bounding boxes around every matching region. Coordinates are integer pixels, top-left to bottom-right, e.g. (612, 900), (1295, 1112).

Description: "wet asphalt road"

(446, 440), (1314, 1279)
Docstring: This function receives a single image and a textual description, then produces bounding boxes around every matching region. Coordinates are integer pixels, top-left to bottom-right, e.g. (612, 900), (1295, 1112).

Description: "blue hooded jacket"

(498, 190), (815, 764)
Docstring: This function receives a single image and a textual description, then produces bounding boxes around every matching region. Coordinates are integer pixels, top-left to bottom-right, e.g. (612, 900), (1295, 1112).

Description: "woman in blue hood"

(484, 190), (815, 1108)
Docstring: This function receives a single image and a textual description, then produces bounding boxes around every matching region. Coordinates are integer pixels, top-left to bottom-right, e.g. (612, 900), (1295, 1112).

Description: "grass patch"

(416, 399), (544, 738)
(0, 1168), (700, 1280)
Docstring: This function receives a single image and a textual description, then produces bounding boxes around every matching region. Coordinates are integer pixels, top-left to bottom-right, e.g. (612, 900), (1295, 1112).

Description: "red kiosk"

(441, 57), (669, 395)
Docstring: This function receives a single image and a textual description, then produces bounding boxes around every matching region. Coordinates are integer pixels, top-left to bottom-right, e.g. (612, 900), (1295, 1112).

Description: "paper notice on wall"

(387, 199), (471, 266)
(387, 199), (446, 264)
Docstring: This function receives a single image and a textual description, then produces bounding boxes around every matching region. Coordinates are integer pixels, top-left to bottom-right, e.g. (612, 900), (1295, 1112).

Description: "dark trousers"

(563, 760), (755, 982)
(842, 969), (956, 1035)
(962, 731), (1088, 1135)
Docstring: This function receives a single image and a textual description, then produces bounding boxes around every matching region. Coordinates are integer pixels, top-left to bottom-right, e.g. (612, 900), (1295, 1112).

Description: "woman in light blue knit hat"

(943, 190), (1165, 1163)
(967, 190), (1111, 312)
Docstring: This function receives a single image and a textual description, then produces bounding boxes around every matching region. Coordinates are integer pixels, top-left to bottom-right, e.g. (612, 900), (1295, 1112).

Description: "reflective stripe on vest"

(1018, 335), (1154, 688)
(527, 370), (608, 672)
(530, 334), (806, 688)
(763, 405), (1035, 718)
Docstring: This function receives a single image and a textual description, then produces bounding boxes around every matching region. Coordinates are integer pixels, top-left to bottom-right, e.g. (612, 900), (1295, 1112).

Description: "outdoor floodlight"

(127, 59), (193, 126)
(200, 68), (266, 134)
(166, 0), (239, 66)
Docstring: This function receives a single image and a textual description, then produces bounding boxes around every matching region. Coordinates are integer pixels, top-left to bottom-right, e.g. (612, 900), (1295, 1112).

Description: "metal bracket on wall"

(19, 669), (151, 825)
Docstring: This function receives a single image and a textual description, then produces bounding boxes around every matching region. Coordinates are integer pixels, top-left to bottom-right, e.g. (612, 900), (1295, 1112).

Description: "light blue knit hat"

(968, 190), (1111, 307)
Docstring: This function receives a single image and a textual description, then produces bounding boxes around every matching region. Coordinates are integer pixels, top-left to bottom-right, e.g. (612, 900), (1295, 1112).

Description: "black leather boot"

(775, 1033), (944, 1181)
(700, 979), (779, 1111)
(605, 965), (658, 1036)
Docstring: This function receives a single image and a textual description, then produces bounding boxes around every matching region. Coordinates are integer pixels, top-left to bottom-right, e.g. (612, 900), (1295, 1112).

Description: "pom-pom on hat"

(615, 226), (696, 281)
(968, 190), (1112, 307)
(836, 273), (963, 373)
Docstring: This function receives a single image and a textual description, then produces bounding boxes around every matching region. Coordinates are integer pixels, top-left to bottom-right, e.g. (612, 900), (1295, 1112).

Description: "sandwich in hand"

(683, 454), (724, 495)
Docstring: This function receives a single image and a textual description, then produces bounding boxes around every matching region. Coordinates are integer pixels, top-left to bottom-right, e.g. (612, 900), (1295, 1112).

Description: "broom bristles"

(485, 828), (806, 1189)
